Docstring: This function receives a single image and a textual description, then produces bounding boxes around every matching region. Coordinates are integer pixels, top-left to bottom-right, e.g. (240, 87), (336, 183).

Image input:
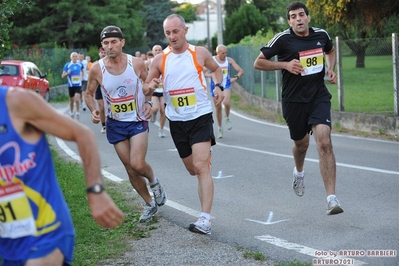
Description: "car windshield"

(0, 65), (19, 76)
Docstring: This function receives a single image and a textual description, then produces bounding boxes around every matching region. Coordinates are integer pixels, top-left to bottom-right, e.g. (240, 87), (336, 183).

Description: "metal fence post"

(336, 36), (344, 111)
(393, 33), (398, 117)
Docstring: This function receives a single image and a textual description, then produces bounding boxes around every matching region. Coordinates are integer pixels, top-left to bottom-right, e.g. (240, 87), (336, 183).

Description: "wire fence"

(229, 34), (398, 116)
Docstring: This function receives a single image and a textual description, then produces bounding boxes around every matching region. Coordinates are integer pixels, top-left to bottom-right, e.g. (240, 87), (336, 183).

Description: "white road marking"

(212, 170), (234, 179)
(255, 235), (367, 265)
(216, 142), (399, 176)
(246, 211), (290, 225)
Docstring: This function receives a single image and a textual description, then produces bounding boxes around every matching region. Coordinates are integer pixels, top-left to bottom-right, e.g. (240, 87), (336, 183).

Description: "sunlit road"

(53, 104), (399, 266)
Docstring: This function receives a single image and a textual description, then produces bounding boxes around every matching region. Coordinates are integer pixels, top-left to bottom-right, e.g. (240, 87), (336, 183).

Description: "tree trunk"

(344, 39), (370, 68)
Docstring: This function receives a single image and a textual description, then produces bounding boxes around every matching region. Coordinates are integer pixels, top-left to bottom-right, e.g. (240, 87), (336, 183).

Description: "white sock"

(76, 112), (80, 115)
(327, 194), (336, 202)
(148, 200), (156, 207)
(294, 167), (304, 178)
(200, 212), (211, 220)
(149, 177), (158, 186)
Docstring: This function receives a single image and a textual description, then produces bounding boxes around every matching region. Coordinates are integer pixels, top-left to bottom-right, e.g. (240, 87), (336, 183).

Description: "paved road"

(54, 104), (399, 266)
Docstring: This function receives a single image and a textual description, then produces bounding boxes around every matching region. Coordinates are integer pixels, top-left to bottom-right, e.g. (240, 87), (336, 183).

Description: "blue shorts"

(106, 119), (149, 144)
(2, 235), (74, 266)
(210, 84), (230, 98)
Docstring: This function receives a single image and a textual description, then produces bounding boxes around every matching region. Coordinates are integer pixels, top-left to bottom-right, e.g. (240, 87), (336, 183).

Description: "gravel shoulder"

(100, 215), (275, 266)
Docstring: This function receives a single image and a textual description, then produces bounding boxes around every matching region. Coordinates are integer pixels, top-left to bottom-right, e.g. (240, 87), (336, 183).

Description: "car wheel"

(44, 90), (50, 102)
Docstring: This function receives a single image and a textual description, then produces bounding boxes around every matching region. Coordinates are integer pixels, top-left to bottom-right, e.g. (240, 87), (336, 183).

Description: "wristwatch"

(145, 101), (153, 107)
(215, 83), (224, 91)
(234, 75), (240, 79)
(86, 183), (104, 194)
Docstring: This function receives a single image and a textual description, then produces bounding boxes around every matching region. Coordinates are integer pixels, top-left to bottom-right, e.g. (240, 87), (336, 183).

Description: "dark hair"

(286, 2), (309, 19)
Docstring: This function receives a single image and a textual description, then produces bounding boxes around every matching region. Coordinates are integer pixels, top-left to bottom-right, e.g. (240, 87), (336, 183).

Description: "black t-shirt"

(260, 27), (333, 103)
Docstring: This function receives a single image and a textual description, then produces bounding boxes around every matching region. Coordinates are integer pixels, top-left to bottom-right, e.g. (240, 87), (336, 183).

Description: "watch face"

(94, 184), (101, 193)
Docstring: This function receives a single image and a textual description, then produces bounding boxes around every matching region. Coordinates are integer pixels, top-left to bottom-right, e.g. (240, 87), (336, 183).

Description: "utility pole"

(217, 0), (223, 45)
(206, 0), (211, 52)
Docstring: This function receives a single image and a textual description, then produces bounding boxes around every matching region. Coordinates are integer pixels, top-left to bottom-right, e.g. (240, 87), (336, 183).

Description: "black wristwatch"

(145, 101), (153, 107)
(86, 183), (104, 194)
(215, 83), (224, 91)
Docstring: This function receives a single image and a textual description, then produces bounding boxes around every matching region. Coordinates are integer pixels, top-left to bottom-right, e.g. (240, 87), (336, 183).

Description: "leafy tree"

(9, 0), (146, 49)
(175, 3), (199, 23)
(0, 0), (33, 59)
(307, 0), (399, 68)
(225, 0), (292, 33)
(224, 0), (244, 17)
(143, 0), (177, 48)
(224, 4), (268, 45)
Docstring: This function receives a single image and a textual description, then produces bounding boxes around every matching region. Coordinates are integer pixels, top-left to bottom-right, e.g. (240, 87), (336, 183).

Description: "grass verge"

(52, 149), (158, 266)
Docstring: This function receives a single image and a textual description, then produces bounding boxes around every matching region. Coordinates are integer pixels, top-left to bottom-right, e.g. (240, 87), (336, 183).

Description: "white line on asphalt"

(216, 142), (399, 175)
(231, 109), (399, 144)
(255, 235), (367, 265)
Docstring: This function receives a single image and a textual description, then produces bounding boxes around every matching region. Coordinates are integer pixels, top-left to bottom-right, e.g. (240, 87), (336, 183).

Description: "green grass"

(51, 149), (157, 266)
(326, 55), (394, 115)
(252, 55), (395, 115)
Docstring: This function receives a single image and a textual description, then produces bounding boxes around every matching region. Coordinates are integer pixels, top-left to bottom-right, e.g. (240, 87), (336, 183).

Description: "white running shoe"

(292, 168), (305, 197)
(327, 196), (344, 215)
(158, 129), (166, 138)
(226, 118), (232, 130)
(100, 126), (106, 133)
(139, 204), (158, 223)
(217, 128), (223, 139)
(189, 216), (211, 235)
(150, 180), (167, 206)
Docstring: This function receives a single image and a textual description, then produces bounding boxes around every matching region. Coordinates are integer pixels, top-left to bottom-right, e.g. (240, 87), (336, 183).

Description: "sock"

(149, 177), (158, 186)
(102, 122), (105, 127)
(294, 167), (304, 178)
(327, 194), (336, 202)
(200, 212), (211, 221)
(148, 201), (156, 207)
(76, 112), (80, 116)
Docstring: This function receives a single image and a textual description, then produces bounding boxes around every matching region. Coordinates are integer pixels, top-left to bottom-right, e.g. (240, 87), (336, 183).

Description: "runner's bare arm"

(7, 87), (124, 228)
(143, 54), (161, 96)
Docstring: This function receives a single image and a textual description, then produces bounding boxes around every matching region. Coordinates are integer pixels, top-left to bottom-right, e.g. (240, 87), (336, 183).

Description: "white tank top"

(161, 44), (212, 121)
(213, 56), (231, 88)
(99, 54), (147, 121)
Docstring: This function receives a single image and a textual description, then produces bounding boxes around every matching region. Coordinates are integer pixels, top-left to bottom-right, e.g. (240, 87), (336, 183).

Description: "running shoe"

(292, 168), (305, 197)
(150, 113), (156, 123)
(150, 180), (167, 206)
(189, 216), (211, 235)
(327, 196), (344, 215)
(139, 204), (158, 223)
(75, 113), (80, 121)
(218, 128), (223, 139)
(100, 126), (106, 133)
(158, 129), (166, 138)
(82, 104), (87, 111)
(226, 118), (232, 130)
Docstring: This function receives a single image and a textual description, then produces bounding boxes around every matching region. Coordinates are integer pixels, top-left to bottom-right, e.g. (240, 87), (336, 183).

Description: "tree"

(307, 0), (399, 68)
(175, 3), (198, 23)
(224, 4), (268, 45)
(143, 0), (177, 48)
(0, 0), (33, 59)
(9, 0), (146, 49)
